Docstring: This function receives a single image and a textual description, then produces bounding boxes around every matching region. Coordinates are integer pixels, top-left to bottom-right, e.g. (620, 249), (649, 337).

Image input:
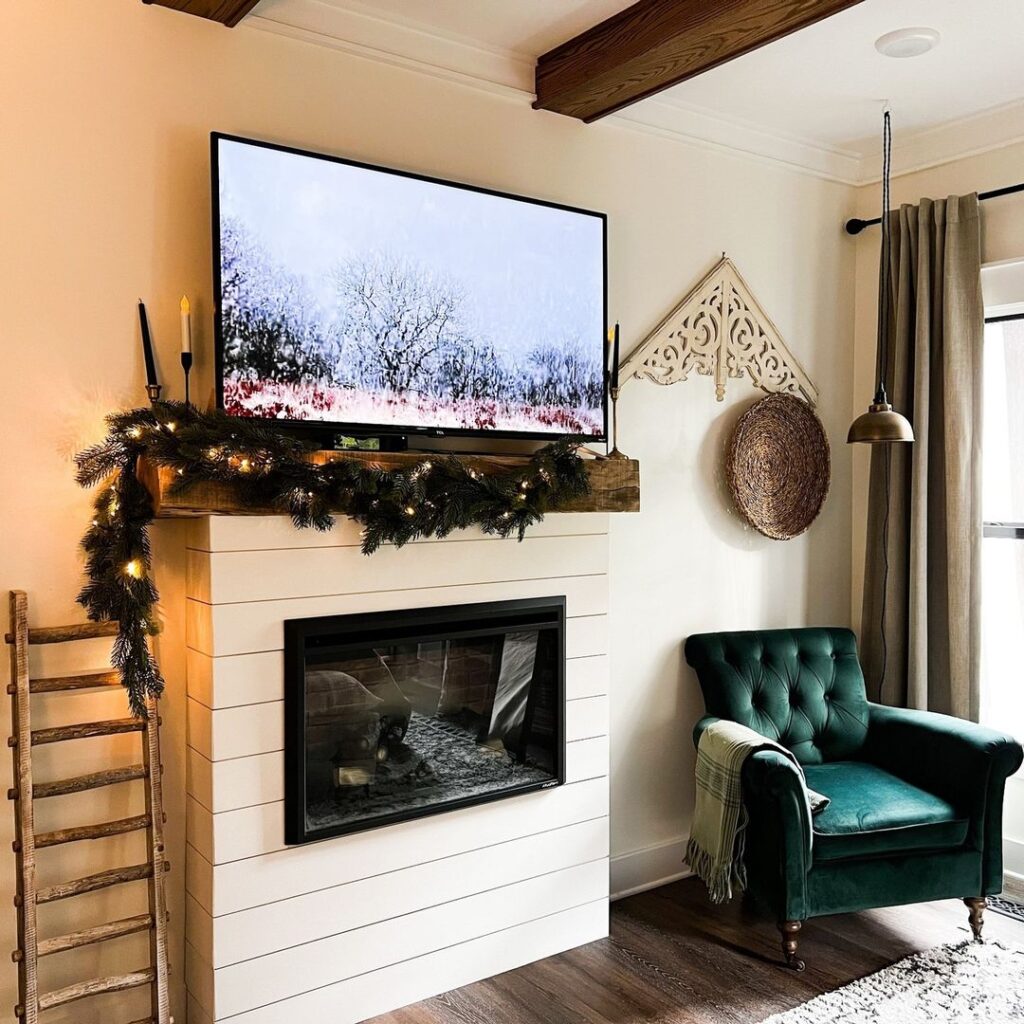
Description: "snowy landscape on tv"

(216, 139), (606, 436)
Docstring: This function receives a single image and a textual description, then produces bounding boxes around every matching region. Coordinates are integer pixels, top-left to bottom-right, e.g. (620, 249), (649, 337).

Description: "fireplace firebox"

(284, 597), (566, 844)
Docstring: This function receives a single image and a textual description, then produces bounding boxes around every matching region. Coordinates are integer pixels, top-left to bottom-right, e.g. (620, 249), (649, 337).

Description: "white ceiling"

(664, 0), (1024, 150)
(249, 0), (1024, 182)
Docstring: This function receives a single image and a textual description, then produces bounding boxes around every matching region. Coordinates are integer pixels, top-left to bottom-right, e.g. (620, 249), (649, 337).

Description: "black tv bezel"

(210, 132), (609, 444)
(283, 596), (567, 845)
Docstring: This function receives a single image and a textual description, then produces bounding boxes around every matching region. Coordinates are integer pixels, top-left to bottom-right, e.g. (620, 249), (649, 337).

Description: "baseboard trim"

(1003, 836), (1024, 880)
(1002, 870), (1024, 901)
(610, 837), (691, 901)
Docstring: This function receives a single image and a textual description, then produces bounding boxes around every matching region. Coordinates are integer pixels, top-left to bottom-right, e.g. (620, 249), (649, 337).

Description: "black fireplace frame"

(284, 597), (566, 845)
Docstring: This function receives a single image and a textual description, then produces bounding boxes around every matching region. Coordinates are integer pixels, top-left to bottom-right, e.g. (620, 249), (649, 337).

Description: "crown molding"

(247, 0), (1023, 189)
(246, 0), (862, 184)
(247, 0), (532, 98)
(852, 99), (1024, 184)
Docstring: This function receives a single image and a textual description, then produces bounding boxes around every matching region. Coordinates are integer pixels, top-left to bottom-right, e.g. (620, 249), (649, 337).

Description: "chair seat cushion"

(803, 762), (968, 863)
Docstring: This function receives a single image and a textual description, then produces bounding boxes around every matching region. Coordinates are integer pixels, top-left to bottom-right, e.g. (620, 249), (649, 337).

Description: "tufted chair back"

(685, 627), (869, 764)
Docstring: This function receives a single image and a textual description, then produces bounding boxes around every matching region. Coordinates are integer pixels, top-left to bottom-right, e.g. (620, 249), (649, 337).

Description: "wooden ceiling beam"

(141, 0), (262, 28)
(534, 0), (866, 122)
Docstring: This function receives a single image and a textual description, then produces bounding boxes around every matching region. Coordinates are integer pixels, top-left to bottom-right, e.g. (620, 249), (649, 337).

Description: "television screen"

(212, 134), (607, 440)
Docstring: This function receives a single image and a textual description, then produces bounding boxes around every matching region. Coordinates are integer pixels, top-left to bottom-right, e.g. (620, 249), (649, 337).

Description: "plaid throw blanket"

(686, 720), (829, 904)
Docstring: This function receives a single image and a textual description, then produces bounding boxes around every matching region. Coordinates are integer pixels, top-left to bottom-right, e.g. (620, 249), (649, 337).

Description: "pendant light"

(848, 109), (915, 445)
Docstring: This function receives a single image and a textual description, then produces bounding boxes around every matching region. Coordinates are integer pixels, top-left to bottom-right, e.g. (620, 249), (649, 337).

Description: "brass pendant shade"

(848, 108), (915, 447)
(847, 391), (915, 444)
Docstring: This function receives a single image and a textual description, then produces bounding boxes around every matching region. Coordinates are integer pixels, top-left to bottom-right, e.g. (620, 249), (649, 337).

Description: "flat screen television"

(211, 133), (607, 441)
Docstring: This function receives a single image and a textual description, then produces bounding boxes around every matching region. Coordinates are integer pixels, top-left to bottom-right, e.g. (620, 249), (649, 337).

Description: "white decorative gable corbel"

(618, 256), (818, 406)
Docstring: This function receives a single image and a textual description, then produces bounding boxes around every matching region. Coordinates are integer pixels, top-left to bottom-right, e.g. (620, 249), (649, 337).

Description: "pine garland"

(75, 401), (591, 715)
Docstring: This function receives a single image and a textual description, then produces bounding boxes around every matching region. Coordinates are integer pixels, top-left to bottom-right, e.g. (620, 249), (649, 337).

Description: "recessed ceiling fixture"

(875, 27), (940, 59)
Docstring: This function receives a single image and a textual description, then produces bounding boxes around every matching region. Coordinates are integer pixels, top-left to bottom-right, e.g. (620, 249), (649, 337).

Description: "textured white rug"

(762, 940), (1024, 1023)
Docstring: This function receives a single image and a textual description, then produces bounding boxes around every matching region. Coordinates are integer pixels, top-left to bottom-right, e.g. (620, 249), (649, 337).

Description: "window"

(981, 309), (1024, 736)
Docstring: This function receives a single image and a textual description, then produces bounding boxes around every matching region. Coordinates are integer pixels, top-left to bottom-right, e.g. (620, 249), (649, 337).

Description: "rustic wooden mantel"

(138, 451), (639, 517)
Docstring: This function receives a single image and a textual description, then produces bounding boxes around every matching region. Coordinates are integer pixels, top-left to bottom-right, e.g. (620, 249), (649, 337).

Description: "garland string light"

(75, 401), (591, 715)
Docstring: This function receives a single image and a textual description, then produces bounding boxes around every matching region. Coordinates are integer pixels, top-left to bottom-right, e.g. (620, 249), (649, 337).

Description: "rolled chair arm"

(865, 704), (1022, 800)
(865, 703), (1023, 893)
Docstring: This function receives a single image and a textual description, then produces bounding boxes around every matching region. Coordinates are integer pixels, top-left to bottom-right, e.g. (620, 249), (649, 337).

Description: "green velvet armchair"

(685, 627), (1022, 970)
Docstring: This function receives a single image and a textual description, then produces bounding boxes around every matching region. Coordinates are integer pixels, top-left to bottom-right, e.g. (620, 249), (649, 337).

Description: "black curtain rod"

(844, 181), (1024, 235)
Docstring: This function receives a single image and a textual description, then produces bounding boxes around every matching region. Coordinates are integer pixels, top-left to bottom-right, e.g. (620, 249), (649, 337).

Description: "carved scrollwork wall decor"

(618, 256), (818, 406)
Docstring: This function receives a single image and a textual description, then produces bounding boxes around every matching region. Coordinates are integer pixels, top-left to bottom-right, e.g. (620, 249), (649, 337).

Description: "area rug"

(761, 940), (1024, 1023)
(990, 893), (1024, 923)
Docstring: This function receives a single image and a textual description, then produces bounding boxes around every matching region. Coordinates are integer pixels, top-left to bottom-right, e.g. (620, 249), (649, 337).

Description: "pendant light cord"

(876, 109), (892, 402)
(877, 108), (893, 703)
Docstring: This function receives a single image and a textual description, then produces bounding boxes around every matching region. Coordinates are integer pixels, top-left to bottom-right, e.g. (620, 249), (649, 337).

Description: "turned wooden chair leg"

(779, 920), (805, 971)
(964, 897), (986, 941)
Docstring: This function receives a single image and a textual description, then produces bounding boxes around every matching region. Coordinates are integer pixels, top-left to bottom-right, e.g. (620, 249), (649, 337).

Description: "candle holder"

(181, 351), (193, 407)
(605, 385), (629, 460)
(145, 383), (163, 405)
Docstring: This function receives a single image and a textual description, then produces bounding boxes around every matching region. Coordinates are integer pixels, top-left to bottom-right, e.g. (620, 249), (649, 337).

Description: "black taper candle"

(611, 321), (620, 391)
(139, 300), (157, 387)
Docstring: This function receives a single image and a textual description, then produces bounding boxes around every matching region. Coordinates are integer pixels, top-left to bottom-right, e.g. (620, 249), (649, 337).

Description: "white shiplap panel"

(190, 692), (607, 763)
(565, 695), (609, 742)
(566, 654), (608, 700)
(192, 513), (608, 552)
(185, 512), (611, 1021)
(219, 899), (608, 1024)
(189, 646), (606, 711)
(187, 892), (215, 968)
(187, 613), (605, 707)
(187, 941), (215, 1021)
(188, 746), (214, 812)
(192, 776), (607, 912)
(192, 735), (607, 814)
(566, 735), (609, 783)
(205, 817), (607, 968)
(214, 860), (607, 1016)
(195, 721), (606, 864)
(186, 574), (608, 658)
(192, 699), (281, 762)
(192, 533), (608, 604)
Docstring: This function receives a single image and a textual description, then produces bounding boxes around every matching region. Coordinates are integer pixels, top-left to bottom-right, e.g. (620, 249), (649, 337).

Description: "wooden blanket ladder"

(5, 590), (170, 1023)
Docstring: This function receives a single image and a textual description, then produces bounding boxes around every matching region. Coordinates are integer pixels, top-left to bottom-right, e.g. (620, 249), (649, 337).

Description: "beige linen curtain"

(860, 194), (984, 720)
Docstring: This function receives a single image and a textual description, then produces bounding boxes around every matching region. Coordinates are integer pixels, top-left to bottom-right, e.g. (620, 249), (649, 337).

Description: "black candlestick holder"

(181, 352), (193, 407)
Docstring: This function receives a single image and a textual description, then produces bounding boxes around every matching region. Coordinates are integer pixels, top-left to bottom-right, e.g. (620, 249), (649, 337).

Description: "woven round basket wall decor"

(727, 393), (831, 540)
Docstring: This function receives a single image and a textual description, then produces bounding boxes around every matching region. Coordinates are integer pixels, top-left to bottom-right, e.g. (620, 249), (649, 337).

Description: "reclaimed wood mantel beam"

(138, 451), (640, 517)
(534, 0), (866, 122)
(141, 0), (261, 28)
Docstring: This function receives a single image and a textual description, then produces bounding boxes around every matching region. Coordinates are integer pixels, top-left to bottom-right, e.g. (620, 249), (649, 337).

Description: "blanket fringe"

(686, 805), (750, 904)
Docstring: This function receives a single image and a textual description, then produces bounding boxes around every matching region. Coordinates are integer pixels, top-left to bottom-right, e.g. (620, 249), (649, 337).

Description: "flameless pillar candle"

(179, 295), (192, 353)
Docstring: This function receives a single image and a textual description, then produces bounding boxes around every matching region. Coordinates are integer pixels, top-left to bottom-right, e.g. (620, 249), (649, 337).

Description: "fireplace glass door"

(285, 598), (565, 843)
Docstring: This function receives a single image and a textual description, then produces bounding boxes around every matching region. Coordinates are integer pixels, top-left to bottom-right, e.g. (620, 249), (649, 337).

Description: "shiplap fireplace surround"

(182, 512), (610, 1023)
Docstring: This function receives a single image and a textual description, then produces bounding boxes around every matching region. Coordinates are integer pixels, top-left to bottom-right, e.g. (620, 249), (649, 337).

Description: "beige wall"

(850, 141), (1024, 631)
(2, 4), (858, 1018)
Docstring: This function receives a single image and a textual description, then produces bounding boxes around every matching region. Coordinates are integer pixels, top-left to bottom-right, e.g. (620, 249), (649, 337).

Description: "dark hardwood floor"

(368, 877), (1024, 1023)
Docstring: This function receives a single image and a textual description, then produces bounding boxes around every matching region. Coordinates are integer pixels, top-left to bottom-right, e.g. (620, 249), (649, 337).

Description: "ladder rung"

(36, 863), (155, 904)
(35, 814), (150, 848)
(32, 765), (146, 799)
(37, 967), (155, 1010)
(28, 670), (121, 694)
(31, 718), (144, 745)
(5, 621), (119, 646)
(37, 913), (153, 957)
